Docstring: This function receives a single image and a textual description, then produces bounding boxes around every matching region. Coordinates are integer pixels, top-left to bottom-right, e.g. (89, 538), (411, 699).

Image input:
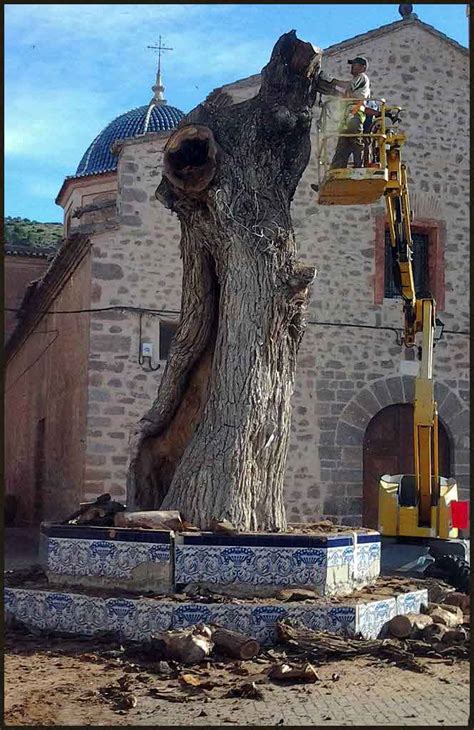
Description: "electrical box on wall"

(141, 342), (153, 358)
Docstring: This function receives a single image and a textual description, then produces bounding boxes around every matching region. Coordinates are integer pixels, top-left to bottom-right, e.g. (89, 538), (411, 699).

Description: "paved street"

(4, 632), (470, 727)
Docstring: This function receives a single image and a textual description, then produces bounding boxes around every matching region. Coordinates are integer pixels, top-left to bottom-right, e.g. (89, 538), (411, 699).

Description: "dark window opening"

(384, 229), (430, 299)
(159, 321), (178, 360)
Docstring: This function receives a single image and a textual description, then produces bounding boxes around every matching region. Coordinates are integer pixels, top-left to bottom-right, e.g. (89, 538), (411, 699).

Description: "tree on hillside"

(127, 31), (325, 531)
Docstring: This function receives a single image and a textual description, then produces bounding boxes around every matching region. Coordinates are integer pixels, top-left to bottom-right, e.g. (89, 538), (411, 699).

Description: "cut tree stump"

(126, 31), (327, 531)
(388, 613), (433, 639)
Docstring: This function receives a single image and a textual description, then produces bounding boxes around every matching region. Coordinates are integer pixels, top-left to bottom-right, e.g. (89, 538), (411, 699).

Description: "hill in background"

(4, 217), (63, 250)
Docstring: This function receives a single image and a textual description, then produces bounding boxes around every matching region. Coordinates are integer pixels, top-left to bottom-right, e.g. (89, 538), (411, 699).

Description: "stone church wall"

(83, 21), (469, 524)
(83, 134), (182, 502)
(287, 21), (470, 522)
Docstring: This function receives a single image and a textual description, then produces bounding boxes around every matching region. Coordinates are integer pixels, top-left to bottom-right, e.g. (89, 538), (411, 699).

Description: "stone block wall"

(82, 20), (469, 523)
(285, 21), (470, 521)
(83, 134), (182, 502)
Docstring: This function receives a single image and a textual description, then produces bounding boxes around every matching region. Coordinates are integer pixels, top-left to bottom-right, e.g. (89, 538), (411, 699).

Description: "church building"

(5, 10), (469, 528)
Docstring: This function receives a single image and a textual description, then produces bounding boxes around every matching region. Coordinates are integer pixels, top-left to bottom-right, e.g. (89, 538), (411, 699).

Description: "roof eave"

(55, 170), (118, 207)
(219, 17), (467, 93)
(322, 17), (468, 56)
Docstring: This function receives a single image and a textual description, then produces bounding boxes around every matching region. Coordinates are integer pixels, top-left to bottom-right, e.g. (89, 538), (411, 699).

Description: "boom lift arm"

(313, 67), (468, 580)
(383, 132), (440, 528)
(314, 95), (463, 540)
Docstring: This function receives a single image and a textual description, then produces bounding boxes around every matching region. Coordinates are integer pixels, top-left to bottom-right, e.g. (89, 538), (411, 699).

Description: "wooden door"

(362, 404), (450, 529)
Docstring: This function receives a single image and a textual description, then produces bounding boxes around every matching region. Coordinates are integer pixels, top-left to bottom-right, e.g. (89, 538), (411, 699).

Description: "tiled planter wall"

(42, 525), (381, 597)
(4, 586), (428, 643)
(42, 525), (173, 594)
(174, 531), (381, 597)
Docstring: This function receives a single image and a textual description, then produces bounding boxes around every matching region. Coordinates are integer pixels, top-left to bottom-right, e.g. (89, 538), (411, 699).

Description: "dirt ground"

(4, 629), (470, 727)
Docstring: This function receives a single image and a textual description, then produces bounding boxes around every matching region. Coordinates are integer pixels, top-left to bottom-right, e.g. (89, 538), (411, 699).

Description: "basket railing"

(315, 98), (402, 185)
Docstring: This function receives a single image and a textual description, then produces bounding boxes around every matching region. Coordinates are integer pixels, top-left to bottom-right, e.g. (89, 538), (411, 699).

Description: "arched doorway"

(362, 404), (451, 529)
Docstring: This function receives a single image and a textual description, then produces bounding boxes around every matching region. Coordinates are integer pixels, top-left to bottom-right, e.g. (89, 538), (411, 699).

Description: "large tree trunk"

(127, 31), (322, 530)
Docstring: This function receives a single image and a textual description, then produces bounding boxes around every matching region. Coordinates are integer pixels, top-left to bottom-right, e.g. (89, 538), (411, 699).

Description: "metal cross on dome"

(147, 35), (173, 78)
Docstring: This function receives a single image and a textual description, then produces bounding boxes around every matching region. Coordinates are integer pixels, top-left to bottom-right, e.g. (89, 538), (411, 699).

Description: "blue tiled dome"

(75, 102), (185, 177)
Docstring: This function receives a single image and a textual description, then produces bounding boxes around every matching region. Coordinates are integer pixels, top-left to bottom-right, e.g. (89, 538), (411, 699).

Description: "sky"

(4, 3), (469, 223)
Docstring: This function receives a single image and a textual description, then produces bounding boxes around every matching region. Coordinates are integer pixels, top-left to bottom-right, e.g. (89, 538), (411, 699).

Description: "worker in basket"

(364, 102), (403, 166)
(329, 56), (370, 169)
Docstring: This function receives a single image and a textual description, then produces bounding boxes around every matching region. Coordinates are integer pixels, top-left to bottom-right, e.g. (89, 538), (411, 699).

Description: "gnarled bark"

(127, 31), (322, 530)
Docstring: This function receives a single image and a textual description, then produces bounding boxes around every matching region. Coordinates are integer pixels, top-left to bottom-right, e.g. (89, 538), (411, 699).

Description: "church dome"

(75, 101), (185, 177)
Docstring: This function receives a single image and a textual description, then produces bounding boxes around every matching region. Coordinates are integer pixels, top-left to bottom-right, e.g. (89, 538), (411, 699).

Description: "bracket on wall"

(138, 312), (161, 372)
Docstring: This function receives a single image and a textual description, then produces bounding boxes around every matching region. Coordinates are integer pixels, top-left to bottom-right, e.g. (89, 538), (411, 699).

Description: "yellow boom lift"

(313, 91), (469, 587)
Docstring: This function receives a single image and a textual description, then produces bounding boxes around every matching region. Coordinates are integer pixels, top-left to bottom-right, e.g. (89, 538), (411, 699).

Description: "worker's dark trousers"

(330, 116), (364, 169)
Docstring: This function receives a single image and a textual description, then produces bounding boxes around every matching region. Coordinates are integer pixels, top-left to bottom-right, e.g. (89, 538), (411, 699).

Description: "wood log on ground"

(114, 510), (183, 531)
(427, 605), (463, 628)
(268, 662), (320, 683)
(443, 592), (470, 613)
(441, 627), (468, 645)
(151, 625), (214, 664)
(388, 613), (433, 639)
(126, 31), (326, 530)
(211, 628), (260, 659)
(275, 621), (427, 673)
(427, 602), (463, 617)
(422, 622), (448, 643)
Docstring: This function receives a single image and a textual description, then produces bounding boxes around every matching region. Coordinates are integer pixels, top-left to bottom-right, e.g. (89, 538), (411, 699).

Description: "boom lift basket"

(315, 98), (394, 205)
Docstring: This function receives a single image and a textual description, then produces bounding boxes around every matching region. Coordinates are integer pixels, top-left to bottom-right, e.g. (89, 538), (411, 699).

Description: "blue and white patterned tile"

(285, 605), (334, 633)
(327, 606), (358, 634)
(354, 542), (381, 586)
(210, 604), (253, 636)
(10, 589), (48, 630)
(5, 586), (432, 645)
(249, 605), (289, 644)
(175, 545), (328, 589)
(132, 600), (173, 637)
(44, 591), (84, 633)
(48, 538), (91, 575)
(396, 589), (428, 616)
(47, 537), (170, 580)
(71, 595), (107, 635)
(105, 597), (141, 639)
(357, 598), (397, 639)
(172, 603), (215, 629)
(283, 604), (357, 635)
(4, 588), (18, 615)
(326, 546), (354, 568)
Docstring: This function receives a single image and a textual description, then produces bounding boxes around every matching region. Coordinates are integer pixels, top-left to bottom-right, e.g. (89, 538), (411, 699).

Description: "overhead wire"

(4, 305), (469, 337)
(4, 330), (59, 394)
(4, 304), (468, 393)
